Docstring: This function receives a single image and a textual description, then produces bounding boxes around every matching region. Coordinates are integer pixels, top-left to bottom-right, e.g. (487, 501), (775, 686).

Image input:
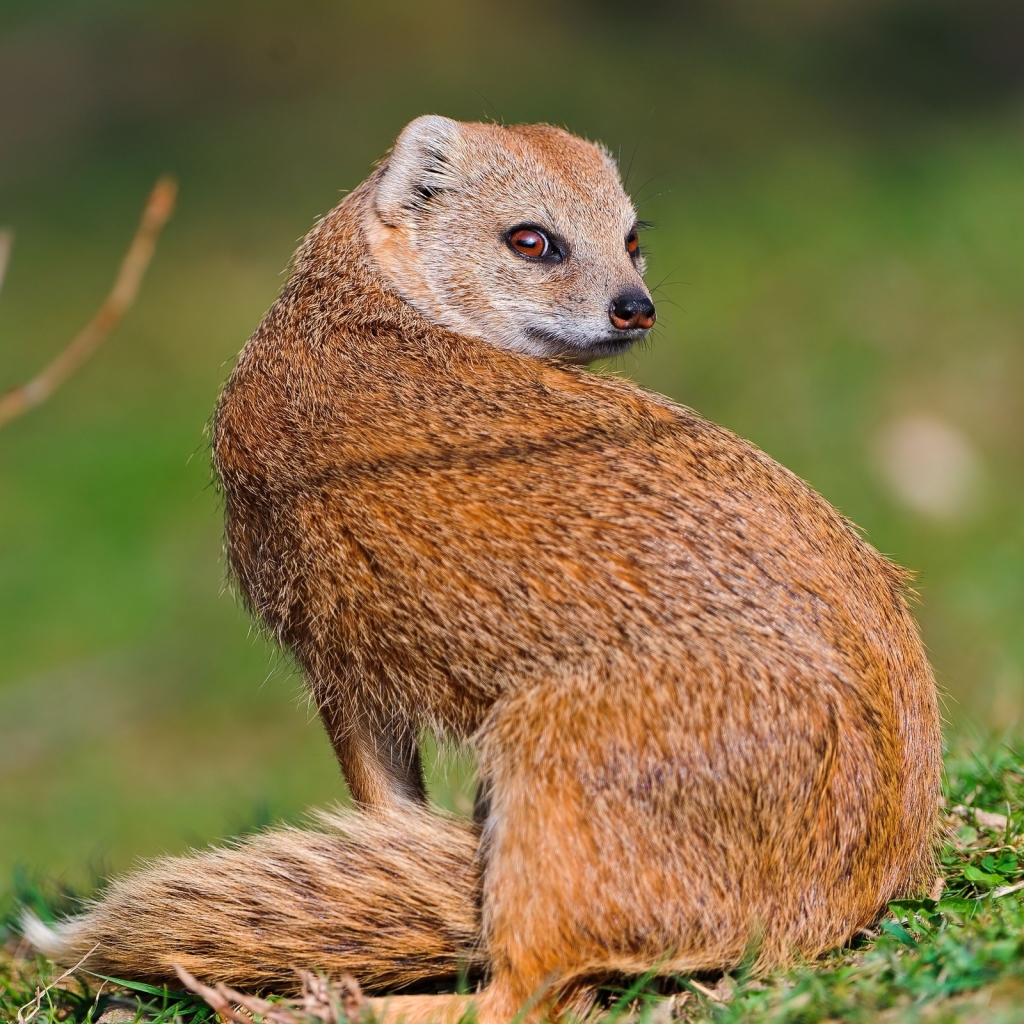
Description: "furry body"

(28, 121), (942, 1023)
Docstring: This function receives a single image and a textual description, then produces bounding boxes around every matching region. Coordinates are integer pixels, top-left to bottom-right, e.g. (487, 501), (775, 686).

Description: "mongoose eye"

(507, 227), (553, 260)
(626, 228), (640, 257)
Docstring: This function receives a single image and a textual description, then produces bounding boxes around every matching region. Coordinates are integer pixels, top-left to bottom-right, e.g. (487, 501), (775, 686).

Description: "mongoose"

(26, 117), (942, 1024)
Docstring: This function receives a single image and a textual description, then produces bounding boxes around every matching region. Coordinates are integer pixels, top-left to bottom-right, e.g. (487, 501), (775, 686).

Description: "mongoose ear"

(375, 115), (465, 228)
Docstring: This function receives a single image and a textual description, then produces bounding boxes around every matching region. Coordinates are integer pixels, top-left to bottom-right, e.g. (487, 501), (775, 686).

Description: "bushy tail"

(23, 804), (484, 994)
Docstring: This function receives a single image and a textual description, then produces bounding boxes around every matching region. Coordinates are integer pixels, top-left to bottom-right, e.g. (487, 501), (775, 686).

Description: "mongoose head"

(363, 116), (655, 363)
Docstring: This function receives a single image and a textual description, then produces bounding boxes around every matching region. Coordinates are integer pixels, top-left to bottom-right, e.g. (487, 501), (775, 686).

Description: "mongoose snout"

(609, 290), (656, 331)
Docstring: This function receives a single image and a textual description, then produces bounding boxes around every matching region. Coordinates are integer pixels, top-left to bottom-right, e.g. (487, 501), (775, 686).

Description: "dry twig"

(0, 229), (13, 299)
(0, 176), (177, 429)
(175, 965), (366, 1024)
(15, 946), (99, 1024)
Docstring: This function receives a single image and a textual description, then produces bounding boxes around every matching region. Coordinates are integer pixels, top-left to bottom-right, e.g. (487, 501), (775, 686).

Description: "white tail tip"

(20, 910), (81, 962)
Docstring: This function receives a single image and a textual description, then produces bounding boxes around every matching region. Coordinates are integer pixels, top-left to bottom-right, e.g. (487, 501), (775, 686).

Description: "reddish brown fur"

(27, 120), (941, 1024)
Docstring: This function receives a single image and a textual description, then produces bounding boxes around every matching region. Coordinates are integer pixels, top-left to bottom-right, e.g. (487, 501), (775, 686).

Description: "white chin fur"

(514, 330), (643, 363)
(20, 910), (85, 962)
(490, 325), (631, 363)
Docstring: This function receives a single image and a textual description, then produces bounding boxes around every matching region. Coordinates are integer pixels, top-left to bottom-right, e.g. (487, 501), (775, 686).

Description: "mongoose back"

(27, 117), (942, 1024)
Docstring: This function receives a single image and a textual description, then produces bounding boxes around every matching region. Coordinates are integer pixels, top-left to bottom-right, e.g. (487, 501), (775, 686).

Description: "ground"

(3, 742), (1024, 1024)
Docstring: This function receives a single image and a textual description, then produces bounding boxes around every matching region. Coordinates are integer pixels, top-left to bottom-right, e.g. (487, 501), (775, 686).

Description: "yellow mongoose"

(27, 117), (941, 1024)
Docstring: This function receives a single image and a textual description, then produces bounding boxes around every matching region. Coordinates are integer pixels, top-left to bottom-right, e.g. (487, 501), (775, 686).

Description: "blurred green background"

(1, 0), (1022, 887)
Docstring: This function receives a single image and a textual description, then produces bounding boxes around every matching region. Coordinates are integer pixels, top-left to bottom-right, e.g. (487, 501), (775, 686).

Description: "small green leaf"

(880, 920), (919, 947)
(888, 898), (937, 914)
(938, 896), (978, 915)
(964, 864), (1006, 889)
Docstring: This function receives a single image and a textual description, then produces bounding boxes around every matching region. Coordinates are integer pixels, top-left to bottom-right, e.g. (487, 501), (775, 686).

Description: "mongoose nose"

(609, 293), (656, 331)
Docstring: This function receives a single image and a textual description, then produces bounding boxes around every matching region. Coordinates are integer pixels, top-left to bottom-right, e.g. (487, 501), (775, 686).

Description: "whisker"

(623, 108), (655, 190)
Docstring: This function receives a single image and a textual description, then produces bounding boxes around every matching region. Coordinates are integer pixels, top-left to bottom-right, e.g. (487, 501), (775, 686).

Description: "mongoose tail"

(23, 805), (483, 994)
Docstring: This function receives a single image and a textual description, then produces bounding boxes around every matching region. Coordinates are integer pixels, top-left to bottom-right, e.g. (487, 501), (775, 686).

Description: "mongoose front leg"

(365, 994), (475, 1024)
(365, 984), (554, 1024)
(318, 700), (426, 809)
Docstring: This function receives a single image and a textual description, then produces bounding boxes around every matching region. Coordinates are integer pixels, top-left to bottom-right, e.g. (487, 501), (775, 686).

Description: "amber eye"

(508, 227), (551, 260)
(626, 228), (640, 257)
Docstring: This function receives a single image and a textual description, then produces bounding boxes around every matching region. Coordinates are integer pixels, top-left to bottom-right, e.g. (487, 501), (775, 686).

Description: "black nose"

(609, 293), (656, 331)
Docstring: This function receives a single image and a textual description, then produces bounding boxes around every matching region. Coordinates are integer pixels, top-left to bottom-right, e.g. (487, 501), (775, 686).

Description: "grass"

(3, 741), (1024, 1024)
